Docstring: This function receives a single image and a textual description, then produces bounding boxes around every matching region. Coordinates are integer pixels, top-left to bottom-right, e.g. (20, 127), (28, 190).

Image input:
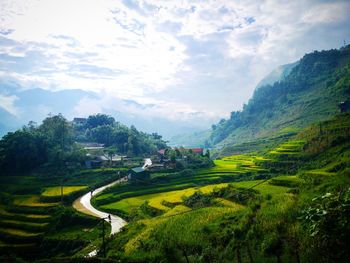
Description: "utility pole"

(61, 184), (63, 203)
(101, 214), (112, 257)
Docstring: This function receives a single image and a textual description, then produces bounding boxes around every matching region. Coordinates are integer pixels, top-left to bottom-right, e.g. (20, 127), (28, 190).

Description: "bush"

(301, 188), (350, 262)
(183, 191), (214, 208)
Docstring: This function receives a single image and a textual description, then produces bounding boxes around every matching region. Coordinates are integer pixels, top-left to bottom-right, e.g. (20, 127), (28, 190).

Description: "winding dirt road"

(73, 177), (128, 257)
(72, 158), (152, 256)
(73, 177), (128, 234)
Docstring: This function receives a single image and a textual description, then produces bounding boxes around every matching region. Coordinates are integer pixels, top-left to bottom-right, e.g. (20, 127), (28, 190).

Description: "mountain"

(0, 83), (205, 140)
(209, 45), (350, 153)
(0, 84), (98, 136)
(169, 129), (211, 148)
(255, 61), (299, 89)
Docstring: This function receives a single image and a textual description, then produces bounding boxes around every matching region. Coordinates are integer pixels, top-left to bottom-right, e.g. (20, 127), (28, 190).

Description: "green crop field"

(13, 195), (59, 207)
(41, 186), (87, 197)
(0, 227), (43, 237)
(269, 140), (305, 155)
(0, 167), (127, 256)
(101, 183), (229, 213)
(94, 154), (268, 210)
(123, 206), (243, 256)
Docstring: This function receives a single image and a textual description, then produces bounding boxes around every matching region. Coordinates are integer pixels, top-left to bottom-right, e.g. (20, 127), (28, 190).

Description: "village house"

(190, 148), (204, 155)
(127, 167), (150, 181)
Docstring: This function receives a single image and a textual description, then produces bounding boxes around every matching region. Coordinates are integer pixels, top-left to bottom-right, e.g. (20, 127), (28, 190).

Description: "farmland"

(0, 168), (124, 259)
(92, 154), (269, 216)
(0, 114), (349, 262)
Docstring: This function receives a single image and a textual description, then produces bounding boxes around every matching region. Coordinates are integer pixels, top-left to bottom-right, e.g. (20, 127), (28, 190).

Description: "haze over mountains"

(1, 0), (350, 142)
(0, 81), (204, 139)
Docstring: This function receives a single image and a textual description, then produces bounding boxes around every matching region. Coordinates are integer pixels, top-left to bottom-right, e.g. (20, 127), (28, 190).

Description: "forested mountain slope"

(209, 45), (350, 151)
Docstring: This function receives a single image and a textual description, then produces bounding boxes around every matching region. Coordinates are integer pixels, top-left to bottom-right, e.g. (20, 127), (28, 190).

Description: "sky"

(1, 0), (350, 138)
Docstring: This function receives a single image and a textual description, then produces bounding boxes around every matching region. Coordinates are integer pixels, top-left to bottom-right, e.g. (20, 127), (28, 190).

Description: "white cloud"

(0, 94), (20, 116)
(1, 0), (350, 134)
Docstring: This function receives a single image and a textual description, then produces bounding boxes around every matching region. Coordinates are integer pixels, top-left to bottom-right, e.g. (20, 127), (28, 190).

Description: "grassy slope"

(211, 46), (350, 155)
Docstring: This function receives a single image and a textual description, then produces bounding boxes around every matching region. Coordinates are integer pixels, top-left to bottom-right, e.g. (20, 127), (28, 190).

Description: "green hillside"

(209, 45), (350, 154)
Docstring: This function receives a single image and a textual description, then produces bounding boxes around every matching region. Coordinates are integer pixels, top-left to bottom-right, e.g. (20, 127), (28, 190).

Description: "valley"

(0, 46), (349, 262)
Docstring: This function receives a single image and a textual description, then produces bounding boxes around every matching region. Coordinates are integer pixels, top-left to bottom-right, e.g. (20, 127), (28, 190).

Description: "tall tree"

(86, 114), (115, 129)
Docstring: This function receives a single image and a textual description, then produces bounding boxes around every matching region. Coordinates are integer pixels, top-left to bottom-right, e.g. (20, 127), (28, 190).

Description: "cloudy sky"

(1, 0), (350, 137)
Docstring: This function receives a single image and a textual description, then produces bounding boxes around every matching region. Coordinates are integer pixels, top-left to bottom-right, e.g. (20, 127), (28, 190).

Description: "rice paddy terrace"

(0, 168), (124, 257)
(0, 179), (87, 254)
(1, 114), (348, 261)
(94, 114), (350, 261)
(93, 150), (300, 219)
(93, 147), (306, 261)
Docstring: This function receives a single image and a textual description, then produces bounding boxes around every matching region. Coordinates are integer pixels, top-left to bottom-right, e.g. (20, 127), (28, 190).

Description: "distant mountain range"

(0, 82), (203, 139)
(0, 83), (97, 137)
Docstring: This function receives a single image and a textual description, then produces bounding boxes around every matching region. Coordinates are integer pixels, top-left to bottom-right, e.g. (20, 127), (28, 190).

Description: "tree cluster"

(74, 114), (167, 156)
(0, 113), (168, 174)
(0, 114), (84, 173)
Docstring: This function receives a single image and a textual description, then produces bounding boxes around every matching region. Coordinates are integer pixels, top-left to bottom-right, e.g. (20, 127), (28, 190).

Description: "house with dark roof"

(128, 167), (150, 181)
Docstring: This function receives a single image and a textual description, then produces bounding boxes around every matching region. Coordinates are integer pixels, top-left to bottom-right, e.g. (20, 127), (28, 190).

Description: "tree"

(86, 114), (115, 129)
(0, 130), (47, 172)
(38, 114), (73, 150)
(89, 125), (114, 146)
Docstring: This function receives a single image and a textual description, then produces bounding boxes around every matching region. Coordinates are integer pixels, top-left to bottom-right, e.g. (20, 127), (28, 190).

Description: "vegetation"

(209, 45), (350, 154)
(0, 113), (168, 175)
(75, 113), (167, 156)
(0, 167), (125, 261)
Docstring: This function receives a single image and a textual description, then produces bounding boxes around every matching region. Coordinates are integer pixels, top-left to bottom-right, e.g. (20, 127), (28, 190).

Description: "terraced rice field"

(0, 212), (50, 254)
(0, 184), (89, 251)
(13, 195), (59, 207)
(101, 183), (229, 213)
(204, 155), (268, 174)
(94, 154), (268, 209)
(42, 185), (87, 196)
(98, 151), (300, 219)
(123, 206), (243, 255)
(269, 140), (305, 155)
(233, 179), (294, 196)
